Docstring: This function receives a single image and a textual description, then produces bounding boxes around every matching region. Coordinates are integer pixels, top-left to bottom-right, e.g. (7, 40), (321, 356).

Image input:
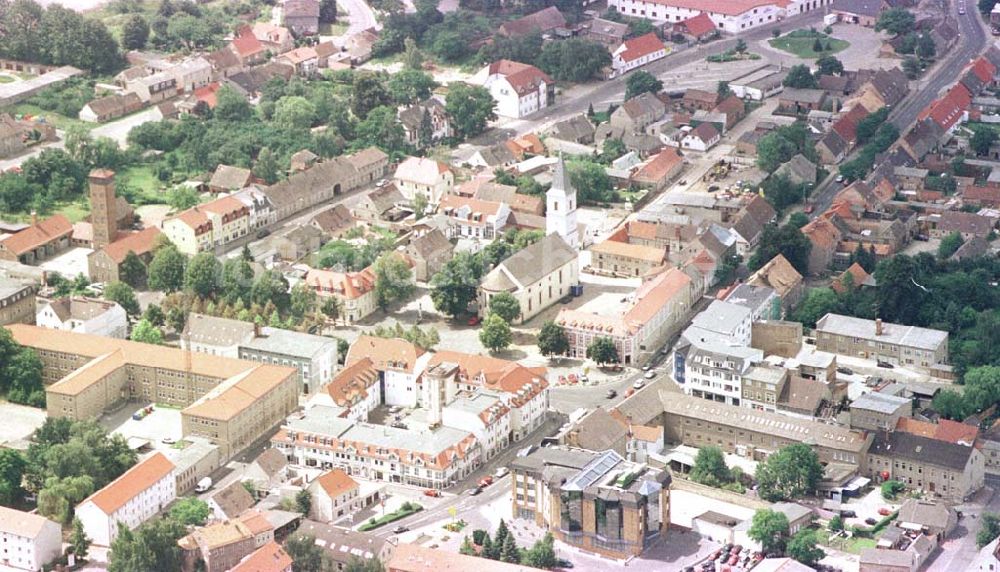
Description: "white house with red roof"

(439, 194), (512, 240)
(393, 156), (454, 205)
(608, 0), (793, 33)
(476, 59), (554, 118)
(76, 453), (176, 546)
(610, 33), (668, 78)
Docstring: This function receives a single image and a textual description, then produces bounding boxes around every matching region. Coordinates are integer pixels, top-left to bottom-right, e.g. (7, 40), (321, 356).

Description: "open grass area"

(5, 103), (92, 131)
(769, 30), (849, 58)
(6, 200), (90, 224)
(0, 75), (15, 84)
(358, 503), (423, 531)
(321, 20), (350, 36)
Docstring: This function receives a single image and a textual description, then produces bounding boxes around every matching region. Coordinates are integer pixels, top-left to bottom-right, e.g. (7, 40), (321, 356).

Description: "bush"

(473, 529), (488, 545)
(881, 480), (904, 500)
(358, 503), (423, 531)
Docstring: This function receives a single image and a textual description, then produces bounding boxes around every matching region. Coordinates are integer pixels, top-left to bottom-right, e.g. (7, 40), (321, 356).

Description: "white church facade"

(546, 158), (579, 248)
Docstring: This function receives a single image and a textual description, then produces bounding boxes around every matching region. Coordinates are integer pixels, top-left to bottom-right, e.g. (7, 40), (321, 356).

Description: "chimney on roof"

(254, 321), (261, 338)
(876, 318), (883, 336)
(30, 211), (37, 226)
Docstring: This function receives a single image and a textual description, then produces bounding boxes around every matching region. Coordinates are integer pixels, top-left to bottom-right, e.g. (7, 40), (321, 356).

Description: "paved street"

(336, 0), (381, 41)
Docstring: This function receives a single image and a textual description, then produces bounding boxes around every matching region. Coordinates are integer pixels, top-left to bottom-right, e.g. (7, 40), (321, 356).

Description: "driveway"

(91, 107), (163, 148)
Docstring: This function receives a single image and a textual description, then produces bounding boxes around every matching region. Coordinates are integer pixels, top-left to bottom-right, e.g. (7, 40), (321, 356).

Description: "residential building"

(610, 33), (668, 78)
(850, 391), (911, 431)
(208, 481), (256, 521)
(680, 123), (721, 151)
(0, 214), (73, 264)
(209, 165), (254, 194)
(896, 498), (958, 539)
(549, 114), (596, 144)
(304, 265), (380, 324)
(36, 297), (128, 339)
(929, 210), (994, 240)
(831, 0), (882, 26)
(263, 149), (388, 222)
(345, 335), (429, 409)
(438, 194), (511, 240)
(746, 253), (804, 313)
(393, 157), (454, 205)
(293, 521), (394, 570)
(510, 447), (670, 559)
(610, 92), (666, 134)
(404, 229), (453, 282)
(478, 233), (578, 324)
(179, 512), (276, 572)
(724, 283), (780, 322)
(673, 12), (717, 40)
(398, 98), (451, 149)
(498, 6), (566, 37)
(79, 92), (143, 123)
(283, 0), (320, 35)
(76, 453), (176, 546)
(230, 541), (292, 572)
(866, 431), (984, 502)
(740, 364), (788, 412)
(476, 60), (554, 119)
(678, 331), (764, 406)
(0, 277), (35, 326)
(8, 324), (298, 461)
(690, 299), (753, 345)
(88, 227), (163, 284)
(0, 507), (62, 572)
(631, 147), (684, 190)
(310, 357), (381, 422)
(162, 436), (220, 496)
(607, 0), (806, 33)
(387, 544), (537, 572)
(546, 157), (580, 249)
(590, 239), (665, 277)
(243, 449), (290, 492)
(277, 46), (319, 76)
(307, 469), (381, 522)
(815, 314), (949, 372)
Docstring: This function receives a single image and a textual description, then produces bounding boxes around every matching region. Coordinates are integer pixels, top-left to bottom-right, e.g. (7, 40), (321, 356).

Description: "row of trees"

(0, 327), (45, 407)
(460, 520), (558, 568)
(0, 0), (121, 73)
(749, 509), (825, 565)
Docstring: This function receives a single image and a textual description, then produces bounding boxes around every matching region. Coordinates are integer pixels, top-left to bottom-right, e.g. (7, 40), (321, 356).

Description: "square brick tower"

(89, 169), (117, 250)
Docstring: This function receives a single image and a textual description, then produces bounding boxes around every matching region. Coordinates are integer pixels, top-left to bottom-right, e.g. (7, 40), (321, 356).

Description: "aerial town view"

(7, 0), (1000, 570)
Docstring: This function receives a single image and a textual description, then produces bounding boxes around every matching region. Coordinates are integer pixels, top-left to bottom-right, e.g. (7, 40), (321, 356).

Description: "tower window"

(554, 201), (559, 211)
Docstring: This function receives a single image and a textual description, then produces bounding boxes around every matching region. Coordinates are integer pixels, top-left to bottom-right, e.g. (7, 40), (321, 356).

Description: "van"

(195, 477), (212, 493)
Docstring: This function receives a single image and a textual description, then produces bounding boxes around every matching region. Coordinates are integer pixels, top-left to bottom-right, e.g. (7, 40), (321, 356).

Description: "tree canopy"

(755, 443), (824, 501)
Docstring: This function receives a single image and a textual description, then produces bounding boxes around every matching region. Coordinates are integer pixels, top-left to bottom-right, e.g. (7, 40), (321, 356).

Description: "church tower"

(89, 169), (118, 250)
(546, 157), (579, 248)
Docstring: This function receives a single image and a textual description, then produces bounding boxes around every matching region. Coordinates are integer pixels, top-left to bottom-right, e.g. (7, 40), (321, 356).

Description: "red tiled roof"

(231, 541), (293, 572)
(0, 214), (72, 256)
(802, 216), (842, 252)
(80, 453), (175, 515)
(690, 122), (719, 142)
(918, 83), (971, 131)
(101, 227), (163, 264)
(832, 262), (871, 294)
(618, 33), (666, 63)
(231, 26), (265, 58)
(964, 185), (1000, 206)
(193, 82), (221, 109)
(675, 12), (716, 37)
(969, 57), (997, 84)
(897, 417), (979, 445)
(633, 147), (683, 183)
(313, 469), (358, 499)
(346, 335), (425, 372)
(639, 0), (790, 16)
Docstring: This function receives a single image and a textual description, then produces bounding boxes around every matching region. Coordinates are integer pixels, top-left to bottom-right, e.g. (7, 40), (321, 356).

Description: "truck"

(195, 477), (212, 493)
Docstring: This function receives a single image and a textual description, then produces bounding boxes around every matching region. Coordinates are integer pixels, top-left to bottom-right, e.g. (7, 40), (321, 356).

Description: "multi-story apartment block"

(0, 277), (35, 326)
(346, 335), (431, 408)
(76, 453), (177, 546)
(678, 334), (763, 406)
(230, 186), (276, 231)
(510, 447), (671, 559)
(6, 324), (298, 462)
(815, 314), (949, 373)
(866, 431), (984, 502)
(741, 364), (788, 412)
(475, 60), (554, 119)
(162, 195), (251, 256)
(308, 357), (381, 422)
(689, 300), (753, 346)
(0, 507), (62, 572)
(557, 268), (692, 365)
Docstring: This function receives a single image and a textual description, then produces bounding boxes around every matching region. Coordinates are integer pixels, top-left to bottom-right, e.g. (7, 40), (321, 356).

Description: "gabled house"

(477, 60), (554, 119)
(404, 229), (453, 282)
(549, 114), (596, 144)
(746, 253), (804, 312)
(673, 12), (717, 41)
(438, 194), (511, 240)
(610, 91), (666, 134)
(498, 6), (566, 37)
(610, 33), (668, 79)
(283, 0), (320, 36)
(631, 147), (684, 190)
(918, 83), (972, 136)
(681, 122), (720, 151)
(393, 157), (454, 205)
(398, 97), (451, 149)
(817, 130), (849, 164)
(801, 216), (843, 275)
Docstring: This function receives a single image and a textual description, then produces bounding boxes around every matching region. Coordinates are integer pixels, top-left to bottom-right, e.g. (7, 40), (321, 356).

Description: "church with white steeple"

(546, 157), (579, 248)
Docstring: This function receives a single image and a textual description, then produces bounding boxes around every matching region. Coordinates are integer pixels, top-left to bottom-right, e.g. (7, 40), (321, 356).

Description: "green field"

(6, 103), (92, 131)
(0, 75), (14, 84)
(769, 30), (849, 58)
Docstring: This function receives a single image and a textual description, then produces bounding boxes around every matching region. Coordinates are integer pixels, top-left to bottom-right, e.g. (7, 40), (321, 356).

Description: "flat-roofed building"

(0, 506), (62, 572)
(510, 447), (670, 559)
(850, 392), (911, 431)
(815, 314), (949, 373)
(76, 453), (177, 546)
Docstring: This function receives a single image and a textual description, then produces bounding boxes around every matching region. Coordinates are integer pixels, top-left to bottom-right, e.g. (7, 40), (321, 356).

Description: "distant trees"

(782, 64), (817, 89)
(876, 8), (916, 36)
(537, 39), (611, 82)
(430, 252), (485, 318)
(625, 71), (663, 100)
(445, 83), (497, 140)
(0, 1), (122, 73)
(121, 15), (151, 50)
(748, 222), (812, 276)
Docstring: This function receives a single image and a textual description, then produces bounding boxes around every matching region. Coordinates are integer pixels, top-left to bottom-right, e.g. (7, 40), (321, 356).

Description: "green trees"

(689, 446), (731, 487)
(430, 252), (485, 318)
(103, 281), (141, 318)
(586, 337), (619, 365)
(148, 243), (187, 292)
(828, 515), (844, 532)
(488, 292), (521, 323)
(979, 513), (1000, 548)
(0, 449), (26, 507)
(793, 288), (840, 328)
(876, 8), (916, 36)
(756, 123), (814, 172)
(568, 160), (614, 204)
(916, 33), (936, 59)
(274, 96), (318, 131)
(108, 517), (186, 572)
(445, 83), (497, 140)
(971, 127), (998, 157)
(285, 534), (333, 571)
(130, 319), (164, 345)
(537, 39), (611, 82)
(169, 498), (211, 525)
(166, 185), (200, 211)
(373, 253), (415, 311)
(372, 323), (440, 349)
(254, 147), (281, 185)
(122, 14), (151, 50)
(624, 71), (663, 100)
(71, 517), (91, 561)
(387, 69), (437, 105)
(251, 270), (291, 314)
(537, 321), (570, 357)
(748, 509), (790, 555)
(184, 252), (222, 299)
(815, 55), (844, 76)
(755, 443), (824, 501)
(0, 3), (122, 74)
(479, 314), (513, 353)
(296, 490), (313, 515)
(120, 251), (148, 288)
(320, 0), (338, 23)
(880, 480), (905, 500)
(0, 327), (45, 407)
(748, 222), (812, 276)
(787, 530), (825, 566)
(782, 64), (818, 88)
(523, 532), (557, 568)
(938, 232), (965, 259)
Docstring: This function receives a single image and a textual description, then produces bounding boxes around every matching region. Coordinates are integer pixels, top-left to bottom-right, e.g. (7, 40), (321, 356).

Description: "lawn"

(769, 30), (849, 59)
(6, 200), (90, 224)
(358, 503), (423, 531)
(6, 103), (92, 131)
(0, 75), (14, 84)
(320, 20), (350, 36)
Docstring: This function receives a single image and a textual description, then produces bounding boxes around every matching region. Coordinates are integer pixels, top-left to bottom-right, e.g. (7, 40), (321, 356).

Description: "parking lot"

(102, 402), (184, 451)
(0, 401), (47, 448)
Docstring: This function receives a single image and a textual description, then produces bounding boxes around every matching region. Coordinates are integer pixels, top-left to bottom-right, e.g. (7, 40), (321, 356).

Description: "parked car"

(835, 174), (844, 183)
(841, 510), (856, 518)
(836, 366), (854, 375)
(494, 467), (509, 479)
(467, 316), (480, 326)
(555, 559), (574, 569)
(877, 360), (895, 369)
(642, 365), (652, 371)
(479, 476), (494, 487)
(560, 295), (573, 304)
(423, 489), (441, 497)
(256, 228), (270, 239)
(634, 380), (645, 389)
(643, 371), (655, 379)
(865, 517), (878, 525)
(606, 389), (618, 399)
(469, 487), (482, 495)
(392, 525), (409, 534)
(878, 507), (892, 516)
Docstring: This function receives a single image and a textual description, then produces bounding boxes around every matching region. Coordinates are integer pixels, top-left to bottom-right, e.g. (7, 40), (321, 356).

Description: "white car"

(634, 380), (645, 389)
(494, 467), (510, 479)
(643, 371), (656, 379)
(642, 364), (651, 371)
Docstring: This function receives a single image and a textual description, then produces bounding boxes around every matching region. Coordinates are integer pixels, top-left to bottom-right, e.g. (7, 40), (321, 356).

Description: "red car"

(468, 316), (480, 326)
(423, 489), (441, 497)
(728, 553), (739, 566)
(479, 476), (494, 488)
(878, 507), (892, 516)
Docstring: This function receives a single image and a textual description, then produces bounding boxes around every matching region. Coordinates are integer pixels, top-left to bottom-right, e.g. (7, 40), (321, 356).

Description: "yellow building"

(162, 210), (214, 256)
(161, 195), (250, 256)
(6, 324), (298, 462)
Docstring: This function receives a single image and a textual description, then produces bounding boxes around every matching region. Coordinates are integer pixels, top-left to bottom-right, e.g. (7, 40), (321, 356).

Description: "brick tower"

(89, 169), (117, 250)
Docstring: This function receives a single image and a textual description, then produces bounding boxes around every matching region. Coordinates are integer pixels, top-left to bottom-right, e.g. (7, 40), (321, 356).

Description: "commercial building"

(510, 447), (670, 559)
(306, 469), (382, 523)
(815, 314), (949, 373)
(478, 233), (578, 324)
(0, 507), (62, 572)
(556, 267), (693, 365)
(7, 324), (298, 462)
(76, 453), (177, 546)
(0, 277), (35, 326)
(606, 0), (814, 33)
(677, 332), (763, 406)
